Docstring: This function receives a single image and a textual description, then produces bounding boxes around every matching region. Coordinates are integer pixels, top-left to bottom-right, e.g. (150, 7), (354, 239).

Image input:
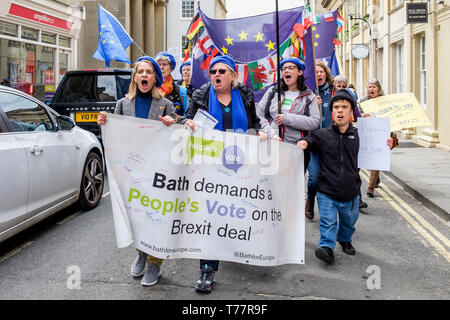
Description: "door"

(0, 92), (78, 216)
(0, 112), (29, 234)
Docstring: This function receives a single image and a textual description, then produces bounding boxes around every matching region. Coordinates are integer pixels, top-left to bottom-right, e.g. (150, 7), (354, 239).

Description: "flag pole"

(132, 42), (147, 57)
(275, 0), (282, 138)
(308, 1), (321, 123)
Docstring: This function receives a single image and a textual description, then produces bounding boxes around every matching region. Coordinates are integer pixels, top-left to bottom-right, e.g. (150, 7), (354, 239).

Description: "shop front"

(0, 1), (83, 103)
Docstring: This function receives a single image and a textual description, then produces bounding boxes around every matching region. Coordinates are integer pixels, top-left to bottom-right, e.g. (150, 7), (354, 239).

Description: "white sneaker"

(130, 252), (147, 277)
(141, 264), (161, 286)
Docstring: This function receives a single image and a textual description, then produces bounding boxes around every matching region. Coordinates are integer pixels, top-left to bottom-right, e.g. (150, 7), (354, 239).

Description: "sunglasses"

(209, 69), (227, 75)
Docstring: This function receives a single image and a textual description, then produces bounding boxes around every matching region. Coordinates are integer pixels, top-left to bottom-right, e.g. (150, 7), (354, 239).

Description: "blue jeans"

(200, 260), (219, 271)
(316, 192), (360, 249)
(307, 152), (320, 199)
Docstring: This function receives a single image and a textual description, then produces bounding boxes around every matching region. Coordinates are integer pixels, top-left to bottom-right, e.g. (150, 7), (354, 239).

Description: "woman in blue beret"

(97, 56), (177, 287)
(183, 55), (264, 293)
(256, 57), (320, 173)
(155, 51), (186, 118)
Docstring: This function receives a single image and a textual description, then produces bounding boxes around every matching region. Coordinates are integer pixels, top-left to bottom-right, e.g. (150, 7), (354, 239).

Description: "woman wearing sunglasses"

(256, 57), (320, 173)
(182, 55), (263, 293)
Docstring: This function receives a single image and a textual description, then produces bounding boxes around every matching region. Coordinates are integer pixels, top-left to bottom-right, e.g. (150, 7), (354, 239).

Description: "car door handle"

(30, 146), (44, 155)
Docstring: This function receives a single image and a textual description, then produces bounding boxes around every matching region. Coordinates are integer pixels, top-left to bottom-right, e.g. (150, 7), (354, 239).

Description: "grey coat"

(256, 88), (320, 144)
(114, 95), (177, 121)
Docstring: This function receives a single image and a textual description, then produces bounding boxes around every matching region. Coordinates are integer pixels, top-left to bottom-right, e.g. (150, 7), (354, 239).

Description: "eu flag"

(93, 4), (133, 67)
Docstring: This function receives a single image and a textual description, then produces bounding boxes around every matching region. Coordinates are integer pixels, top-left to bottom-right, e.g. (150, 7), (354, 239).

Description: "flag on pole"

(93, 4), (133, 67)
(324, 11), (334, 22)
(336, 9), (344, 33)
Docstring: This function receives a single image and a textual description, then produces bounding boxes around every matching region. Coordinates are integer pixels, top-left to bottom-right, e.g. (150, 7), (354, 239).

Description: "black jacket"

(185, 82), (261, 132)
(302, 124), (361, 202)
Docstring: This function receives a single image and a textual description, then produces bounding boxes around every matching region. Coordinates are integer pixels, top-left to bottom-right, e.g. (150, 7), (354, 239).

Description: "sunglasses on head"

(209, 69), (227, 75)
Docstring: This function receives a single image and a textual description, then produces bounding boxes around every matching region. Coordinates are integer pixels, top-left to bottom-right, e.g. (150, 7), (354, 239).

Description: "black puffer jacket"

(302, 124), (361, 202)
(184, 82), (261, 132)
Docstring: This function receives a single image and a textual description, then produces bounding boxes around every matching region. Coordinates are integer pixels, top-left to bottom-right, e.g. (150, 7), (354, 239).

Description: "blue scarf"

(208, 85), (248, 132)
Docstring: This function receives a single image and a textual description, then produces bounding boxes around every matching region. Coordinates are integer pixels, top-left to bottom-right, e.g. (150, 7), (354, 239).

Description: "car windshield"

(54, 73), (131, 103)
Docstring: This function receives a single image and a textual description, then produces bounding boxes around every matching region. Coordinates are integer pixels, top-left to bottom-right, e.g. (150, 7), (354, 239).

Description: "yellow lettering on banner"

(359, 93), (432, 132)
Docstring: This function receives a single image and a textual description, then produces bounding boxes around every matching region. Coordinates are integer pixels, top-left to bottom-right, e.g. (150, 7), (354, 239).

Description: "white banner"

(103, 114), (305, 266)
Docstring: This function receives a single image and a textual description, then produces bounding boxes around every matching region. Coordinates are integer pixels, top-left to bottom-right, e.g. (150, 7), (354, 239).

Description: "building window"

(396, 43), (404, 93)
(0, 21), (18, 37)
(181, 0), (195, 19)
(59, 36), (71, 48)
(41, 32), (56, 45)
(21, 26), (38, 41)
(181, 35), (191, 58)
(420, 35), (426, 108)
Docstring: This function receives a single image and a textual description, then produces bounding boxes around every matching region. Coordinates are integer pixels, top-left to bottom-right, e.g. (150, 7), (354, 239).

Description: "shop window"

(0, 40), (55, 102)
(0, 21), (18, 37)
(59, 36), (71, 48)
(59, 53), (68, 77)
(42, 32), (56, 45)
(21, 27), (38, 41)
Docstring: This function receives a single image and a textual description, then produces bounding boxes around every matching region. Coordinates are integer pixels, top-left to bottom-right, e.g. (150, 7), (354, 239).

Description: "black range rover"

(50, 69), (132, 139)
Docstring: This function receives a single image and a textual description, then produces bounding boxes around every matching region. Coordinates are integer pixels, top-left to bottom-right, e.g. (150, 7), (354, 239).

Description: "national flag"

(93, 4), (132, 67)
(186, 12), (205, 40)
(328, 51), (340, 76)
(336, 9), (344, 33)
(248, 57), (277, 90)
(294, 4), (312, 38)
(192, 29), (220, 70)
(313, 15), (320, 24)
(236, 64), (249, 84)
(333, 34), (341, 46)
(192, 7), (301, 101)
(324, 11), (334, 22)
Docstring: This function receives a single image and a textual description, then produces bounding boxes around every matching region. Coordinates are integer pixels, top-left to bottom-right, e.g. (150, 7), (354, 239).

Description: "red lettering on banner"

(8, 3), (72, 31)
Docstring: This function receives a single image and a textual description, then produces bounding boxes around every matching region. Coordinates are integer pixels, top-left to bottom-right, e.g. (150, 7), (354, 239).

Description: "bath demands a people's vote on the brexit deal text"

(102, 114), (305, 266)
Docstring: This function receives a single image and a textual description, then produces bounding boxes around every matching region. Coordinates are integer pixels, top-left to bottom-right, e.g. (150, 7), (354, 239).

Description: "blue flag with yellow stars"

(303, 10), (339, 91)
(191, 7), (339, 101)
(93, 4), (133, 67)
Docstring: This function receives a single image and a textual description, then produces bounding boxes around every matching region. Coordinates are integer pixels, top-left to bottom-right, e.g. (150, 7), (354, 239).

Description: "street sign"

(351, 44), (369, 59)
(406, 3), (428, 24)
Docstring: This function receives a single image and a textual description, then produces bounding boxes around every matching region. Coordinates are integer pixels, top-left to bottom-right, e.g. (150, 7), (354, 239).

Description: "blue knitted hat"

(280, 57), (306, 71)
(135, 56), (163, 88)
(155, 51), (176, 70)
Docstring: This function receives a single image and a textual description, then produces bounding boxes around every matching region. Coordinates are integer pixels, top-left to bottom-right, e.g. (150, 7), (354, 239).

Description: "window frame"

(0, 91), (57, 133)
(396, 43), (404, 93)
(181, 0), (195, 20)
(419, 35), (426, 109)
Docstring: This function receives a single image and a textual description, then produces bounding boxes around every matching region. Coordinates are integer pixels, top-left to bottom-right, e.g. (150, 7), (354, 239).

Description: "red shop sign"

(8, 3), (72, 31)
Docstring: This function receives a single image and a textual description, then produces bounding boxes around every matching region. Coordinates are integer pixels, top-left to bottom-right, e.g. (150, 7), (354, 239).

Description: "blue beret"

(155, 51), (176, 70)
(209, 55), (236, 72)
(179, 61), (191, 74)
(135, 56), (163, 88)
(280, 57), (306, 71)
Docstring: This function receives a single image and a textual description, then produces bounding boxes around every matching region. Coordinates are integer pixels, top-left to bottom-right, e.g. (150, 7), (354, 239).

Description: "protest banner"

(357, 117), (391, 171)
(102, 114), (305, 266)
(359, 93), (431, 132)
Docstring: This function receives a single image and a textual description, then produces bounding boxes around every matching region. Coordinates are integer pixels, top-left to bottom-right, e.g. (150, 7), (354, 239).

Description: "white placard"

(358, 117), (391, 171)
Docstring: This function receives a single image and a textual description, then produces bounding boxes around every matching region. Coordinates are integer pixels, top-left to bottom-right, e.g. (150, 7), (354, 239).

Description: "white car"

(0, 85), (105, 243)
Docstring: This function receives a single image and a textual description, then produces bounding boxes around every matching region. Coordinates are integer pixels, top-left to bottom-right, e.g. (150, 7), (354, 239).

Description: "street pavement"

(388, 139), (450, 222)
(0, 138), (449, 301)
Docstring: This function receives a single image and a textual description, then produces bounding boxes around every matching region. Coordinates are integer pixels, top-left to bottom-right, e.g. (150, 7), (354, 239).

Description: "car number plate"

(76, 112), (99, 122)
